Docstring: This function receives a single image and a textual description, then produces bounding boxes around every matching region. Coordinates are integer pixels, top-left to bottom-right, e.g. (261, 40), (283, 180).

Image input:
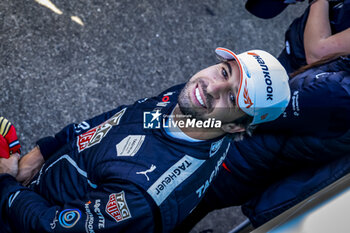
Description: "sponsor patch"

(315, 72), (331, 79)
(260, 113), (268, 120)
(196, 142), (231, 198)
(147, 155), (205, 205)
(94, 200), (105, 229)
(85, 201), (95, 233)
(116, 135), (145, 157)
(249, 52), (274, 101)
(74, 121), (90, 134)
(105, 191), (131, 223)
(137, 97), (148, 103)
(77, 108), (126, 152)
(243, 79), (253, 108)
(136, 164), (156, 181)
(50, 210), (59, 230)
(209, 138), (223, 157)
(59, 209), (81, 228)
(292, 91), (300, 116)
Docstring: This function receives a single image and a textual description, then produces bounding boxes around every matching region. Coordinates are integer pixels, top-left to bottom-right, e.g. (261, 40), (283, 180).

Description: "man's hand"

(0, 153), (20, 177)
(16, 146), (44, 186)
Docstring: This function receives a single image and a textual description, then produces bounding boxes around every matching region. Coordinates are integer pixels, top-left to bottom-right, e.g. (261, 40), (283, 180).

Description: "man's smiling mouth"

(195, 87), (206, 108)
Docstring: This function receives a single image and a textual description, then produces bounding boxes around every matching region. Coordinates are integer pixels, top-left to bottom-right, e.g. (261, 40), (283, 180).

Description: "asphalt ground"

(1, 0), (306, 232)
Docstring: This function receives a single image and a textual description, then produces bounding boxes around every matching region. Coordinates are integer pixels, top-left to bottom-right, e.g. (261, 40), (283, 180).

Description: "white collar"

(164, 108), (203, 142)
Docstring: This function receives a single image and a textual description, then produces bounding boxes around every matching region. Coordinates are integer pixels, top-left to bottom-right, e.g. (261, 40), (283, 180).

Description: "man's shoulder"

(133, 83), (184, 105)
(159, 83), (185, 95)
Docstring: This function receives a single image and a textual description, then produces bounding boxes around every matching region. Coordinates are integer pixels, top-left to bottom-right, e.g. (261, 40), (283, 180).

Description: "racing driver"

(0, 48), (290, 233)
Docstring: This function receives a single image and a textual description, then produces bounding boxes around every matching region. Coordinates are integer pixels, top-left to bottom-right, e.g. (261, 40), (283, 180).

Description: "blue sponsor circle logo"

(59, 209), (81, 228)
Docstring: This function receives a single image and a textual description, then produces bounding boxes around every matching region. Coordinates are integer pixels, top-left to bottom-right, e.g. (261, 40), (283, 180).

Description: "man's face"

(178, 60), (246, 124)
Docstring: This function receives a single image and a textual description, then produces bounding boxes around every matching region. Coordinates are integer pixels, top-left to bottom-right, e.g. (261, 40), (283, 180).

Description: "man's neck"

(172, 105), (225, 140)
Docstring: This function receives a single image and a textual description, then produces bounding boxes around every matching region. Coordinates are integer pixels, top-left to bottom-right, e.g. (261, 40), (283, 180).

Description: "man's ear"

(221, 123), (246, 134)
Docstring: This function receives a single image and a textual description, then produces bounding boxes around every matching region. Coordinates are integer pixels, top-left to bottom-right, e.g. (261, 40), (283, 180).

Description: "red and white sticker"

(105, 191), (131, 223)
(77, 108), (126, 152)
(77, 128), (97, 151)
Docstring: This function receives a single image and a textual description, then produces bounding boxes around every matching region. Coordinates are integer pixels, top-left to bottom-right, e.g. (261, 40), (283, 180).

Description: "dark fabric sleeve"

(278, 6), (309, 73)
(281, 129), (350, 163)
(258, 68), (350, 138)
(0, 174), (156, 233)
(37, 105), (127, 160)
(242, 154), (350, 227)
(172, 134), (288, 232)
(177, 131), (350, 231)
(36, 83), (186, 161)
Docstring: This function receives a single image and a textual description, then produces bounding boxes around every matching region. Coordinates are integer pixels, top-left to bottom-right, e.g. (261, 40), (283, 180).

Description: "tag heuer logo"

(105, 191), (131, 223)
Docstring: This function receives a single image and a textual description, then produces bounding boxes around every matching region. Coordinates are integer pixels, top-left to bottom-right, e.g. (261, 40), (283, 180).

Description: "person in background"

(246, 0), (350, 73)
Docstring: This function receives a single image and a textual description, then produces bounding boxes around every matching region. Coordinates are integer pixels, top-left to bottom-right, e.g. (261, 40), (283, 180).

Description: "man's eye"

(230, 93), (236, 105)
(222, 68), (228, 79)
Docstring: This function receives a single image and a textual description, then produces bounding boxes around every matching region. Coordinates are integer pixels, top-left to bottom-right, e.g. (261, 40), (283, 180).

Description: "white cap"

(215, 47), (290, 125)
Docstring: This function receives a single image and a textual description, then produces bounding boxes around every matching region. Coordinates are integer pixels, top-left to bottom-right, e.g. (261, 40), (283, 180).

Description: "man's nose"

(206, 80), (230, 99)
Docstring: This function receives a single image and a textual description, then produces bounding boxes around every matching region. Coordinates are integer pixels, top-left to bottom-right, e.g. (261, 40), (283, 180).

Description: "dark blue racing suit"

(0, 84), (232, 233)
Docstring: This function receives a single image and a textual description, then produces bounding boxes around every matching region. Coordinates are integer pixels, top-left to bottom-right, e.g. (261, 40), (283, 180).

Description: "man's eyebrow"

(224, 61), (232, 76)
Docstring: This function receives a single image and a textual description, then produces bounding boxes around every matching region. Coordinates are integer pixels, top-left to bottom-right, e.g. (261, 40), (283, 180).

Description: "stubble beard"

(177, 80), (207, 121)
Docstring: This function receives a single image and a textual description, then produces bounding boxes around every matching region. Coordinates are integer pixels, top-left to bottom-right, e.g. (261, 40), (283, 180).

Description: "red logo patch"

(106, 191), (131, 223)
(247, 52), (259, 56)
(77, 128), (97, 151)
(77, 108), (126, 152)
(162, 96), (169, 102)
(260, 113), (268, 120)
(243, 79), (253, 108)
